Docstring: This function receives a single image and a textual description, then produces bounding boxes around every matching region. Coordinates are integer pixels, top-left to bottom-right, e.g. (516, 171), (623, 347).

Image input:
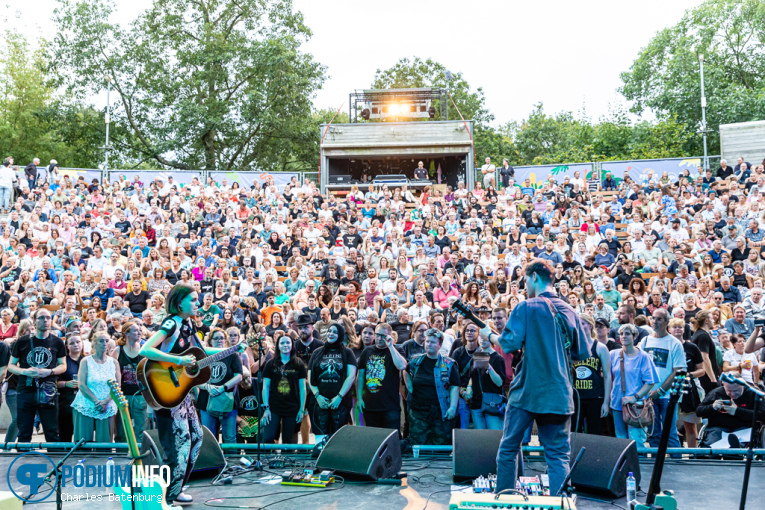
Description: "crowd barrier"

(2, 442), (763, 458)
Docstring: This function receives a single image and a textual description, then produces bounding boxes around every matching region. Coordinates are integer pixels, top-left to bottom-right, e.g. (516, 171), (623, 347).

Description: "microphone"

(721, 373), (765, 397)
(721, 372), (745, 385)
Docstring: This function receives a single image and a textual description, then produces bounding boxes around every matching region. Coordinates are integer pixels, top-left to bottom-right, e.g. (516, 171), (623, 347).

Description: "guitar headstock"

(246, 328), (266, 350)
(452, 300), (471, 318)
(669, 369), (690, 401)
(451, 299), (487, 329)
(107, 379), (128, 411)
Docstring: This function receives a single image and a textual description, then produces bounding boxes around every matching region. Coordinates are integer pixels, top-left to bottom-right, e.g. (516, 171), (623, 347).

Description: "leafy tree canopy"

(620, 0), (765, 154)
(51, 0), (326, 171)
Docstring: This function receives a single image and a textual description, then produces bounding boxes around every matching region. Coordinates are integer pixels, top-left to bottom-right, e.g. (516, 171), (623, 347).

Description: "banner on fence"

(60, 168), (103, 184)
(512, 163), (594, 189)
(209, 172), (299, 192)
(601, 158), (703, 184)
(109, 170), (202, 187)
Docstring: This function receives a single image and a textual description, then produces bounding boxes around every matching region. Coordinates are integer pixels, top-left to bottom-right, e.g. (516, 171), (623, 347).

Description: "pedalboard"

(280, 469), (335, 488)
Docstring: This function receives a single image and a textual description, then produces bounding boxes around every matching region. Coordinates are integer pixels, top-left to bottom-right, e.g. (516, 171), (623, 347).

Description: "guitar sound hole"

(186, 366), (199, 376)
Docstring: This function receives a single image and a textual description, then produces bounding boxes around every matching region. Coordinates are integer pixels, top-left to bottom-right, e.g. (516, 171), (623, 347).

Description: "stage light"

(389, 104), (400, 115)
(361, 108), (370, 120)
(428, 106), (436, 118)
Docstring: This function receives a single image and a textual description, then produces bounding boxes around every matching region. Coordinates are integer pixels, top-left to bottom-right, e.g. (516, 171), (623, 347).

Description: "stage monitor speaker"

(140, 425), (226, 479)
(570, 433), (640, 498)
(315, 425), (401, 481)
(452, 429), (503, 482)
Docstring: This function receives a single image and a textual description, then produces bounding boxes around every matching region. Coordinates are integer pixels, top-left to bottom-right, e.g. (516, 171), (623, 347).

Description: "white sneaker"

(176, 492), (193, 503)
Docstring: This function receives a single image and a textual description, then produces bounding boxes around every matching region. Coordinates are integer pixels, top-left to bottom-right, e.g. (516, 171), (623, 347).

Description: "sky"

(4, 0), (704, 126)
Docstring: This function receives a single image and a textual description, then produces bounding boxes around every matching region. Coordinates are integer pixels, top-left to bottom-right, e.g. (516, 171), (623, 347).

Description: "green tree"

(506, 103), (594, 165)
(0, 30), (108, 168)
(371, 57), (510, 162)
(0, 31), (55, 164)
(51, 0), (326, 171)
(620, 0), (765, 155)
(372, 57), (493, 125)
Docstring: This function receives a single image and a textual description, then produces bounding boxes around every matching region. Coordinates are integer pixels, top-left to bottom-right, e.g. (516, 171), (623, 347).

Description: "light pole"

(699, 54), (709, 171)
(100, 75), (114, 177)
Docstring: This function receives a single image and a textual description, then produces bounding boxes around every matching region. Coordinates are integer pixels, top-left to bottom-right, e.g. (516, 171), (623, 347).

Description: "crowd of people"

(2, 153), (765, 452)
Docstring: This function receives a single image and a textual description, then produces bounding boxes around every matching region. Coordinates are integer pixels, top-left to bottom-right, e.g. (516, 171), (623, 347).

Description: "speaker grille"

(315, 425), (401, 480)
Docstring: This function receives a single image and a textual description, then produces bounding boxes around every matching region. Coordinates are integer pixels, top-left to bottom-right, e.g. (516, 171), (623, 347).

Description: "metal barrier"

(3, 442), (764, 458)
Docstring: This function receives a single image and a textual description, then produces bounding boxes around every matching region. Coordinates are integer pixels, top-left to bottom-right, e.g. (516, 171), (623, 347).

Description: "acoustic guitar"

(107, 379), (170, 510)
(451, 299), (487, 329)
(634, 368), (689, 510)
(137, 340), (249, 410)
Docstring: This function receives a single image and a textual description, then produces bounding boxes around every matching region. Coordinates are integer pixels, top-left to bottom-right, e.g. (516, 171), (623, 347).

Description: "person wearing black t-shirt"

(465, 333), (506, 430)
(571, 317), (611, 436)
(307, 323), (358, 444)
(405, 329), (460, 445)
(451, 323), (482, 429)
(197, 328), (243, 444)
(139, 284), (242, 506)
(357, 323), (408, 432)
(667, 318), (705, 448)
(690, 311), (720, 394)
(696, 382), (765, 446)
(125, 286), (151, 317)
(235, 368), (261, 443)
(112, 321), (148, 442)
(57, 335), (83, 442)
(301, 298), (321, 323)
(400, 321), (429, 361)
(8, 308), (67, 442)
(0, 338), (11, 430)
(261, 335), (307, 443)
(342, 224), (363, 249)
(294, 314), (323, 443)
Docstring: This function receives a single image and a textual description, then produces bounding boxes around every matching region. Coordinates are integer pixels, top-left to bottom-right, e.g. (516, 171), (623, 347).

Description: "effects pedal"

(268, 456), (288, 469)
(472, 475), (496, 494)
(281, 469), (335, 488)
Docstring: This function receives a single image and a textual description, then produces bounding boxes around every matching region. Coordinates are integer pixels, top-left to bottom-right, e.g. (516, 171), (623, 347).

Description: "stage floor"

(0, 453), (762, 509)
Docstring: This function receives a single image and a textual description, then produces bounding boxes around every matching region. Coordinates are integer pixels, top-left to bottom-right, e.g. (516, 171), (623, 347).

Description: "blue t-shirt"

(92, 287), (115, 310)
(609, 349), (660, 411)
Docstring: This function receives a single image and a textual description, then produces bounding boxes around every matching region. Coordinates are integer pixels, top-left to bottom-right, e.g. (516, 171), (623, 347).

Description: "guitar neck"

(197, 344), (239, 369)
(462, 310), (486, 329)
(119, 402), (142, 462)
(645, 385), (685, 504)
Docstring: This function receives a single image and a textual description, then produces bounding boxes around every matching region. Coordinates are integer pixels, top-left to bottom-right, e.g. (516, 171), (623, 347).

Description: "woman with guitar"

(139, 283), (239, 506)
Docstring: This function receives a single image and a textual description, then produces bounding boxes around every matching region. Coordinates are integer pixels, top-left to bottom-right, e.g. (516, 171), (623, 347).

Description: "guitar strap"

(540, 296), (574, 384)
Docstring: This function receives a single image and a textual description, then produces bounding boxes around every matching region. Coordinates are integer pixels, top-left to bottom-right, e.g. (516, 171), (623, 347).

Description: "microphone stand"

(44, 438), (87, 510)
(739, 392), (758, 510)
(247, 314), (264, 471)
(720, 373), (764, 510)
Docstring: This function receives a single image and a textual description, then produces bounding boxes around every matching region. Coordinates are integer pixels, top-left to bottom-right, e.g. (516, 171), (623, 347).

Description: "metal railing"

(2, 442), (763, 458)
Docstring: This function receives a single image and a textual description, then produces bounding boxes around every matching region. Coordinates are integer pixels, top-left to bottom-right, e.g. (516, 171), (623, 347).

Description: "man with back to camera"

(480, 259), (591, 496)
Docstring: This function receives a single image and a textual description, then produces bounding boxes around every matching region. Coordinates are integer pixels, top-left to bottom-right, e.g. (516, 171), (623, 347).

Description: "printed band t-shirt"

(11, 334), (66, 391)
(641, 334), (685, 398)
(358, 345), (404, 413)
(262, 358), (307, 416)
(196, 353), (242, 411)
(308, 342), (358, 408)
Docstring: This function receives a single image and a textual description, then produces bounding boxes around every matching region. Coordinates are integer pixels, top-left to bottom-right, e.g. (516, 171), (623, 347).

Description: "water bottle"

(76, 460), (85, 485)
(106, 457), (115, 486)
(626, 472), (636, 502)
